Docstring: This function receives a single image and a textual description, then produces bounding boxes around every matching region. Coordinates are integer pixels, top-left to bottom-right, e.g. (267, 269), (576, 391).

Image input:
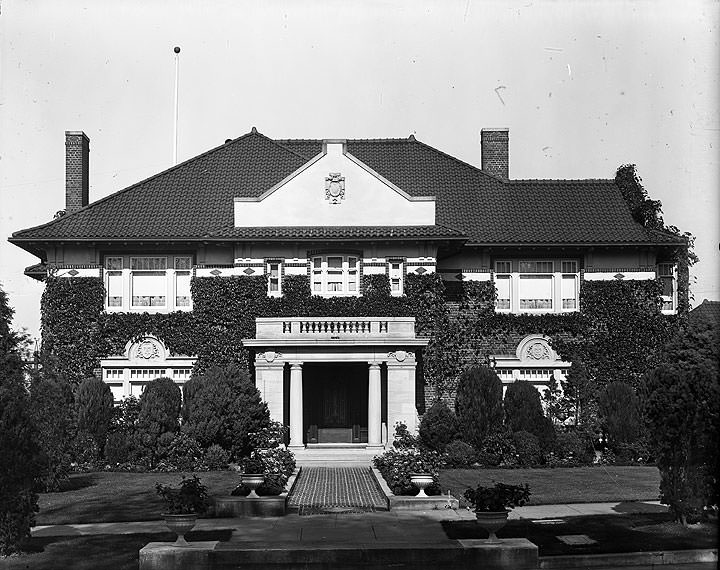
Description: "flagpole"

(173, 46), (181, 166)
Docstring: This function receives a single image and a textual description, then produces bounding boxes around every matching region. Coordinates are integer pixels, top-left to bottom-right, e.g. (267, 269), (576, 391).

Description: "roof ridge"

(402, 137), (507, 183)
(269, 138), (320, 161)
(11, 129), (303, 238)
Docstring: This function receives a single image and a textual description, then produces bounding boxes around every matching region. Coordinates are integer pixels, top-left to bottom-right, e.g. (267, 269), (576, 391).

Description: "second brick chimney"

(65, 131), (90, 214)
(481, 128), (509, 179)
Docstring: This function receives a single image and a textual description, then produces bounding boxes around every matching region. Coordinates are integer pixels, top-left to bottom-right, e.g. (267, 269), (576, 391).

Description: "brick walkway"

(287, 467), (388, 515)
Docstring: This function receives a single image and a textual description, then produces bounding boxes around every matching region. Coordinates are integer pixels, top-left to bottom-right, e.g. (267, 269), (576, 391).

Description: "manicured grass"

(36, 471), (240, 525)
(439, 465), (661, 507)
(443, 512), (718, 556)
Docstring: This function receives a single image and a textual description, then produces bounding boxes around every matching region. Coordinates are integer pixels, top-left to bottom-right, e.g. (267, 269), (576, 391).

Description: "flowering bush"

(392, 421), (420, 450)
(464, 482), (531, 512)
(155, 475), (209, 515)
(248, 421), (288, 450)
(373, 448), (442, 495)
(231, 447), (296, 496)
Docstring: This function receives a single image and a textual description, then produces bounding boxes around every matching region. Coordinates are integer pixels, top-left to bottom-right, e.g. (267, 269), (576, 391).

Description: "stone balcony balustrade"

(253, 317), (418, 341)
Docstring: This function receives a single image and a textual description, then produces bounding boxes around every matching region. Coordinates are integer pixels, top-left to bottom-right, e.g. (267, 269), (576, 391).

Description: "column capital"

(289, 362), (303, 370)
(368, 362), (381, 370)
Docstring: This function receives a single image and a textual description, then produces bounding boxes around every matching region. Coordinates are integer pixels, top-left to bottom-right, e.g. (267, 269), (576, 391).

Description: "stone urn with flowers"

(240, 453), (266, 498)
(155, 475), (209, 546)
(463, 482), (531, 542)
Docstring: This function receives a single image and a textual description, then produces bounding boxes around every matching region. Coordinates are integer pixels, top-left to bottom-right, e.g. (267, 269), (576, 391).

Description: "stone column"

(367, 363), (382, 448)
(254, 352), (285, 423)
(289, 363), (304, 451)
(386, 350), (418, 435)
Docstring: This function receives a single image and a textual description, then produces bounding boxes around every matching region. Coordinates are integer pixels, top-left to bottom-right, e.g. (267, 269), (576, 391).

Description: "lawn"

(35, 466), (661, 526)
(439, 465), (661, 507)
(36, 470), (240, 525)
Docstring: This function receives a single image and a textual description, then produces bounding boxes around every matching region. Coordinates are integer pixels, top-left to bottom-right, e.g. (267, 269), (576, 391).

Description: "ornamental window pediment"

(100, 335), (196, 401)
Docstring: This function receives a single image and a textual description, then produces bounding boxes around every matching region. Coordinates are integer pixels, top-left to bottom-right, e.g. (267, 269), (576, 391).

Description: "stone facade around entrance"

(244, 317), (428, 450)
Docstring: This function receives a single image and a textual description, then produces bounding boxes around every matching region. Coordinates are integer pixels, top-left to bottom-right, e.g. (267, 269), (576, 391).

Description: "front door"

(304, 364), (368, 443)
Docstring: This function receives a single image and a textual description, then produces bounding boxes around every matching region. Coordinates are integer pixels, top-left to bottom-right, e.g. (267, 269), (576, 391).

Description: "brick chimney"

(481, 128), (509, 179)
(65, 131), (90, 213)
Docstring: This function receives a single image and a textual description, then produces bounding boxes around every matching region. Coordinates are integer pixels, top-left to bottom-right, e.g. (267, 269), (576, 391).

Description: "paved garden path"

(287, 466), (388, 515)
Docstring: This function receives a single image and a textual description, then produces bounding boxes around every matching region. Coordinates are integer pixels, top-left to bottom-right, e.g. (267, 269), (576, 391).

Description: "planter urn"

(474, 510), (509, 542)
(241, 474), (265, 498)
(409, 473), (434, 498)
(163, 513), (198, 546)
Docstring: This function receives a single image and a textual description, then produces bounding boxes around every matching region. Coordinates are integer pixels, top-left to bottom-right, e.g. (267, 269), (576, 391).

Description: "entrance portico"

(244, 317), (428, 452)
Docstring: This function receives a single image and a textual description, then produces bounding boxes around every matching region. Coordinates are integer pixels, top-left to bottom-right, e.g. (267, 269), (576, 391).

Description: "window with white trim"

(493, 259), (579, 314)
(561, 260), (578, 310)
(389, 261), (403, 295)
(175, 257), (192, 307)
(267, 261), (281, 296)
(105, 257), (124, 307)
(658, 263), (676, 312)
(311, 255), (359, 296)
(103, 254), (193, 312)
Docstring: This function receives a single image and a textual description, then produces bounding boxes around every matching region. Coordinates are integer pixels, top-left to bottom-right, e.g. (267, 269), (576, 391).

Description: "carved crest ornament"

(135, 339), (160, 360)
(325, 172), (345, 204)
(525, 341), (551, 360)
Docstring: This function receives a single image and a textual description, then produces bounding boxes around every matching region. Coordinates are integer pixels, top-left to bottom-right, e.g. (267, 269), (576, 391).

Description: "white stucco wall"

(234, 141), (435, 227)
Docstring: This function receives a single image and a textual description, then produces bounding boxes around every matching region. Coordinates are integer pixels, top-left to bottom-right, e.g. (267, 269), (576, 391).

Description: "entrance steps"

(292, 444), (386, 467)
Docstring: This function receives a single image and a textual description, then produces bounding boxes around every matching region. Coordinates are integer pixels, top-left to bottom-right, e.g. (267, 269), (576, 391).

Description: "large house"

(9, 128), (685, 451)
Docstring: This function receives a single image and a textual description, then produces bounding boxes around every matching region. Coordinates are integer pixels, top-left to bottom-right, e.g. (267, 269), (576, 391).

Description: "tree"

(598, 381), (640, 449)
(28, 374), (75, 492)
(182, 364), (270, 459)
(643, 315), (719, 525)
(0, 287), (43, 555)
(75, 376), (114, 454)
(504, 381), (556, 452)
(454, 365), (503, 450)
(137, 377), (181, 466)
(418, 401), (458, 451)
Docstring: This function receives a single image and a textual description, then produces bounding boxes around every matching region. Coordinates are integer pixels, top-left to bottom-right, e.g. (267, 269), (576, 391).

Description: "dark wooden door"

(322, 379), (348, 428)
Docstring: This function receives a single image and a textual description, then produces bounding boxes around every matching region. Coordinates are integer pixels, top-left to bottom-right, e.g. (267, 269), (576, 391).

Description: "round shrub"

(512, 431), (543, 467)
(204, 444), (230, 470)
(550, 429), (596, 466)
(476, 430), (517, 467)
(162, 433), (204, 471)
(419, 401), (458, 452)
(183, 364), (270, 459)
(455, 365), (504, 450)
(444, 440), (477, 467)
(75, 376), (114, 453)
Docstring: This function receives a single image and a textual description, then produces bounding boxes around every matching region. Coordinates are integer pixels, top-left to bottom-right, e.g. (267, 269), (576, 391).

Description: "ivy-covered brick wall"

(41, 273), (681, 417)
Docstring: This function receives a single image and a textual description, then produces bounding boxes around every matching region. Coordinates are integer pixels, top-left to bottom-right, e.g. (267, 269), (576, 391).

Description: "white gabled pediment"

(234, 141), (435, 227)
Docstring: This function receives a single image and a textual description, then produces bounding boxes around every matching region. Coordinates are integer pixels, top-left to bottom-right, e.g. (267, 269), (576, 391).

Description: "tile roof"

(10, 129), (685, 247)
(690, 299), (720, 325)
(204, 225), (465, 240)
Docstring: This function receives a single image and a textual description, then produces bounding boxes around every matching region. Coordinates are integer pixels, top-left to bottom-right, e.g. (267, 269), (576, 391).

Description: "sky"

(1, 0), (718, 342)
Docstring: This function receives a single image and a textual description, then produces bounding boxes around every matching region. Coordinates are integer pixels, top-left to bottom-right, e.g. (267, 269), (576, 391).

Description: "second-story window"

(518, 260), (554, 310)
(103, 254), (193, 312)
(311, 255), (359, 296)
(658, 263), (676, 312)
(389, 260), (403, 295)
(493, 259), (579, 314)
(131, 257), (167, 307)
(267, 261), (281, 296)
